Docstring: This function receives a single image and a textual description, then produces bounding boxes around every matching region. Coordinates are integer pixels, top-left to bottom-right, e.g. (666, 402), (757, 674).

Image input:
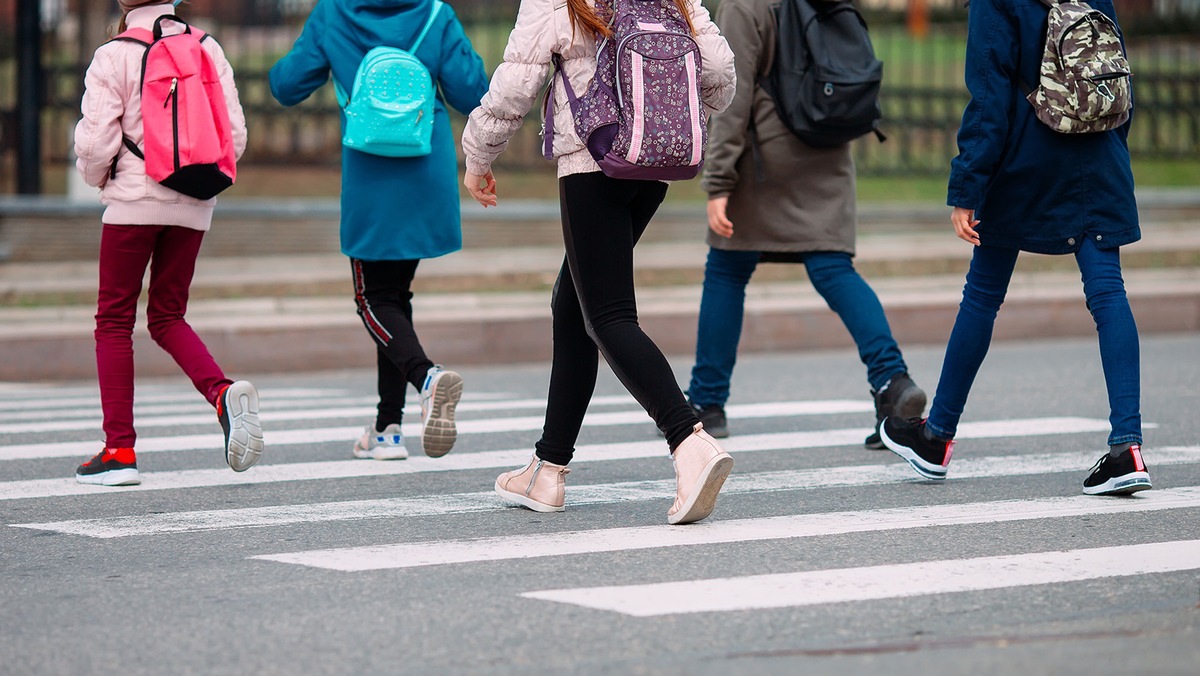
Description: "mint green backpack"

(335, 0), (443, 157)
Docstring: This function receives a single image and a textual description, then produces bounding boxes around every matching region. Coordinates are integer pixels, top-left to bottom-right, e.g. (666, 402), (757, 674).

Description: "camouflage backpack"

(1025, 0), (1131, 134)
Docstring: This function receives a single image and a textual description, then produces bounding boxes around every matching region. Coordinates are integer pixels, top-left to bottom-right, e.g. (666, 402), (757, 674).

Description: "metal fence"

(1, 0), (1197, 190)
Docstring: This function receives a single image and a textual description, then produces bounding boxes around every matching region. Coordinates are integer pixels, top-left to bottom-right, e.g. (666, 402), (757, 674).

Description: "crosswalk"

(4, 380), (1199, 619)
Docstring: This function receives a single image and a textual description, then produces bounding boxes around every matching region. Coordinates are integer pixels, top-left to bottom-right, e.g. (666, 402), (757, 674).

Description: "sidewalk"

(2, 203), (1198, 380)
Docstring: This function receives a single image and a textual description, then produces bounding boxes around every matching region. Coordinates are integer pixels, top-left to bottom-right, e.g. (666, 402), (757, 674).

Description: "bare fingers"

(952, 207), (981, 246)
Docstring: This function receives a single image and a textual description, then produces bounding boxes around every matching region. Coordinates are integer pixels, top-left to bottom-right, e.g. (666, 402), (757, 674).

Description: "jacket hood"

(346, 0), (429, 9)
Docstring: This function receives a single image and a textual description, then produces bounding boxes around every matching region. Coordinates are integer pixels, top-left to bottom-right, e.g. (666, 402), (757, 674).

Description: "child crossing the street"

(72, 0), (262, 486)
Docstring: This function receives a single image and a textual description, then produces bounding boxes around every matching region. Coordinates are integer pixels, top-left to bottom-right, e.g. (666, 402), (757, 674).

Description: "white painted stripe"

(0, 399), (878, 460)
(18, 450), (1200, 538)
(0, 418), (1128, 498)
(252, 488), (1200, 572)
(521, 540), (1200, 616)
(0, 394), (638, 425)
(0, 389), (346, 412)
(0, 398), (869, 434)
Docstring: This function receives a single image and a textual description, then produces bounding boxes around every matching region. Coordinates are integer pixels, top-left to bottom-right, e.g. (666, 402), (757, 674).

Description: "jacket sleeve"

(73, 49), (125, 188)
(269, 3), (331, 107)
(690, 0), (737, 114)
(207, 39), (248, 160)
(461, 0), (555, 176)
(946, 0), (1020, 209)
(700, 0), (759, 198)
(435, 7), (490, 116)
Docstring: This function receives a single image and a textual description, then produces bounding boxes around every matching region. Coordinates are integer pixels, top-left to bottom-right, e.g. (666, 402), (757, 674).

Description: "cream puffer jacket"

(74, 5), (247, 231)
(463, 0), (736, 178)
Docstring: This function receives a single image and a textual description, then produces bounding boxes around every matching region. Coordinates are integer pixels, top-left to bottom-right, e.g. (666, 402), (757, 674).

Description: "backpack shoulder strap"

(409, 0), (444, 54)
(109, 27), (153, 47)
(337, 2), (444, 107)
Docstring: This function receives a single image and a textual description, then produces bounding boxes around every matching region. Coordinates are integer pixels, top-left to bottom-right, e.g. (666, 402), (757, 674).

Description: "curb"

(2, 269), (1197, 381)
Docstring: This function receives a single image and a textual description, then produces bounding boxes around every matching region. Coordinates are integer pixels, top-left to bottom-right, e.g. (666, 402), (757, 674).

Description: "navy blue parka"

(947, 0), (1140, 255)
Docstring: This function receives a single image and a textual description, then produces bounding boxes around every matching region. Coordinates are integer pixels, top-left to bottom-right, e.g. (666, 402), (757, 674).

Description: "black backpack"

(763, 0), (885, 147)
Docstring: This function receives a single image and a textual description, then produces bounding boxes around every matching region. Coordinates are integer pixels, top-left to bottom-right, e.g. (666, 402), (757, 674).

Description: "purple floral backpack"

(542, 0), (706, 181)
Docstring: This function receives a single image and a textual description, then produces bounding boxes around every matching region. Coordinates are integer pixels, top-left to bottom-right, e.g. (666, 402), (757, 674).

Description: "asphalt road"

(2, 334), (1198, 675)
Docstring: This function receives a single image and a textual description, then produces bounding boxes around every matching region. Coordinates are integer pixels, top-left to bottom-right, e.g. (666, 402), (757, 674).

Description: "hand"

(464, 170), (497, 208)
(707, 196), (734, 238)
(952, 206), (980, 246)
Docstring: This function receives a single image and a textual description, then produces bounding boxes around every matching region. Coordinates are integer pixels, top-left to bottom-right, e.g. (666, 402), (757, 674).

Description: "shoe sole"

(352, 446), (409, 460)
(668, 453), (734, 525)
(494, 480), (564, 513)
(224, 381), (264, 472)
(422, 371), (463, 458)
(879, 423), (947, 480)
(75, 468), (140, 486)
(864, 430), (885, 450)
(1083, 472), (1152, 496)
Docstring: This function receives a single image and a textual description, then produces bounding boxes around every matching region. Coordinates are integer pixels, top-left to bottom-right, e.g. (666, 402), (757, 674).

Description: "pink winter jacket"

(462, 0), (737, 178)
(74, 5), (247, 231)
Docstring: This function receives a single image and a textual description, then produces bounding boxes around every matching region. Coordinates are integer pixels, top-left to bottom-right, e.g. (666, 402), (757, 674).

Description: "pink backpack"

(111, 16), (236, 200)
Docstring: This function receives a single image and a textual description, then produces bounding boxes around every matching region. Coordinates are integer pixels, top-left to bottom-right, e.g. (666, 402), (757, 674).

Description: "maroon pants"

(95, 224), (230, 448)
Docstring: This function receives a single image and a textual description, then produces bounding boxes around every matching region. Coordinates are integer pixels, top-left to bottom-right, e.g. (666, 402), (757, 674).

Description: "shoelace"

(1087, 454), (1110, 474)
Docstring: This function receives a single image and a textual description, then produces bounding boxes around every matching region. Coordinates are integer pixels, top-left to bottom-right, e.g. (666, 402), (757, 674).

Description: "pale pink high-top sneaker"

(668, 423), (734, 525)
(495, 455), (570, 512)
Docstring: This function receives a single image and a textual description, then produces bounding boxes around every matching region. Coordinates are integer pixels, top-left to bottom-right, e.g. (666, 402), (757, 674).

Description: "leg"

(145, 226), (231, 405)
(559, 173), (697, 450)
(352, 259), (460, 457)
(1075, 239), (1141, 446)
(534, 259), (601, 466)
(375, 347), (407, 430)
(95, 224), (157, 449)
(146, 226), (262, 471)
(505, 173), (729, 523)
(924, 245), (1020, 439)
(803, 252), (907, 391)
(350, 258), (435, 392)
(686, 248), (760, 408)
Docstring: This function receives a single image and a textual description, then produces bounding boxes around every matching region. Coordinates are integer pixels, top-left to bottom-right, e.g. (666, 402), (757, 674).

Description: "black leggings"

(351, 258), (435, 430)
(534, 172), (699, 465)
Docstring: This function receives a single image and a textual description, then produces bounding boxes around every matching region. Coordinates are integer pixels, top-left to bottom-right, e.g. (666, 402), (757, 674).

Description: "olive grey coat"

(700, 0), (856, 255)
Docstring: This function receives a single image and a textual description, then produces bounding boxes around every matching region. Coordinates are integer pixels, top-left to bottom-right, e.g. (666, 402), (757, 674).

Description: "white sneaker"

(418, 365), (463, 458)
(352, 423), (408, 460)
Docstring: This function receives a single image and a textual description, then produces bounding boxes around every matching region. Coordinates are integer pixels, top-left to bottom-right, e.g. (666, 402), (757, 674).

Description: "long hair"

(565, 0), (696, 40)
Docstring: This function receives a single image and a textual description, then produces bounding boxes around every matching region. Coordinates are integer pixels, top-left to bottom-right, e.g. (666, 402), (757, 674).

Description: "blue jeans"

(687, 248), (908, 407)
(925, 240), (1141, 446)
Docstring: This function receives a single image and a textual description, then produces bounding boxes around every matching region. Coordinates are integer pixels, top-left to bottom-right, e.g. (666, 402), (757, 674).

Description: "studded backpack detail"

(335, 0), (443, 157)
(1025, 0), (1132, 134)
(543, 0), (707, 181)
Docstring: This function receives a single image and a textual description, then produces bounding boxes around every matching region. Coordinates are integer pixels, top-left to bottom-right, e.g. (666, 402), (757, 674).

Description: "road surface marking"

(521, 540), (1200, 616)
(13, 448), (1200, 536)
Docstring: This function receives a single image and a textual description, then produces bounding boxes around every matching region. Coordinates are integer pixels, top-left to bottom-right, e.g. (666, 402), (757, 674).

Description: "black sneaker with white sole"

(75, 448), (140, 486)
(865, 373), (927, 450)
(1083, 445), (1152, 496)
(218, 380), (264, 472)
(879, 417), (953, 480)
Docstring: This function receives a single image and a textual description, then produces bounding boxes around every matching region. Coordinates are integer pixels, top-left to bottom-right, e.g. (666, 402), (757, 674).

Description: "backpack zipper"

(168, 77), (180, 171)
(613, 30), (697, 110)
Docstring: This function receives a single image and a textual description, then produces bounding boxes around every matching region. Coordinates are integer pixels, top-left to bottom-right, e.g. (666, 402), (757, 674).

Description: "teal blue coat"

(269, 0), (488, 261)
